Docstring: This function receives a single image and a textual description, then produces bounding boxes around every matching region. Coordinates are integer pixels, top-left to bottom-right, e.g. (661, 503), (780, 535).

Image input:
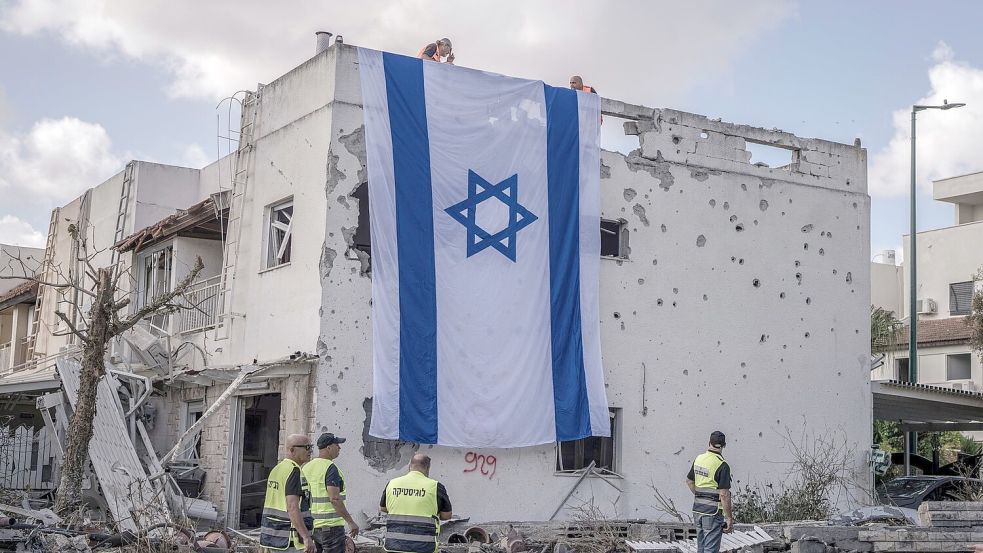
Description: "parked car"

(878, 476), (983, 508)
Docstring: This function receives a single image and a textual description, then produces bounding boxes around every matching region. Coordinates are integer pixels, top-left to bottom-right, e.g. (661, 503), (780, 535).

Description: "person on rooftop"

(418, 38), (454, 64)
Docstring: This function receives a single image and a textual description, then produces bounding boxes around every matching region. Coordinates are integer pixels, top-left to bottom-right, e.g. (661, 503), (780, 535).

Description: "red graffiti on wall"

(463, 451), (497, 479)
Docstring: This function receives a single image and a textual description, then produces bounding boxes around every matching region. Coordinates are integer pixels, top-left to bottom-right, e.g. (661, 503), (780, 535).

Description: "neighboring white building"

(871, 250), (903, 317)
(0, 244), (43, 372)
(0, 42), (872, 526)
(872, 170), (983, 389)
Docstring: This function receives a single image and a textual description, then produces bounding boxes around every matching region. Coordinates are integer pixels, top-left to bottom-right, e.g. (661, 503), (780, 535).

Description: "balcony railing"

(0, 341), (10, 371)
(178, 276), (221, 334)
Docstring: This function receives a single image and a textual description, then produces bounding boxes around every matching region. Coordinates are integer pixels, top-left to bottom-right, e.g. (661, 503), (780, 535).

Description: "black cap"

(709, 431), (726, 447)
(317, 433), (347, 449)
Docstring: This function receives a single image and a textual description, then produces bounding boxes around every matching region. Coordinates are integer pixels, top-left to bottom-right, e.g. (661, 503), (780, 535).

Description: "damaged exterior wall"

(299, 45), (873, 521)
(10, 42), (870, 525)
(31, 161), (214, 360)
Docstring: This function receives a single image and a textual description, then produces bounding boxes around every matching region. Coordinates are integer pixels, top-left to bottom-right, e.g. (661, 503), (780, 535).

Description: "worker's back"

(384, 471), (439, 553)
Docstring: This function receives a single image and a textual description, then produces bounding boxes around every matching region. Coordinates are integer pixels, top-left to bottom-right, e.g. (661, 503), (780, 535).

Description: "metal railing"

(0, 342), (10, 371)
(178, 276), (221, 334)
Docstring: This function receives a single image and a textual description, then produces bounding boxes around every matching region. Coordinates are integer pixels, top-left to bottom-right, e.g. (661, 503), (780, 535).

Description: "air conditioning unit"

(121, 322), (169, 369)
(916, 298), (938, 314)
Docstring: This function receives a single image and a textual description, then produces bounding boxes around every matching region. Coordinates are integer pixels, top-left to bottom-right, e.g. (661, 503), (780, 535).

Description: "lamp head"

(941, 99), (967, 110)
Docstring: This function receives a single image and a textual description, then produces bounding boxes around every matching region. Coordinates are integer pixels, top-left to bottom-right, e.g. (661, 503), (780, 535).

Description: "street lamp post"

(906, 100), (965, 475)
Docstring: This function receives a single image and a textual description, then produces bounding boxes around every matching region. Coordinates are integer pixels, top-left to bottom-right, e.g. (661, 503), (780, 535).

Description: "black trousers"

(313, 526), (346, 553)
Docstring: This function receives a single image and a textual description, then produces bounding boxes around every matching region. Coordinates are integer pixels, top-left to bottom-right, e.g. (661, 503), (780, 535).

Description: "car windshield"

(880, 478), (936, 497)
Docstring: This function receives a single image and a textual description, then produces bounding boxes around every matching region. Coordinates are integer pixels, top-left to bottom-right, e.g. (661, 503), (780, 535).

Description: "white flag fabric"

(359, 48), (608, 448)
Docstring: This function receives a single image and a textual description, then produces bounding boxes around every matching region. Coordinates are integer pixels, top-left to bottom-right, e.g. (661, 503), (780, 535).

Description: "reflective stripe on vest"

(384, 472), (440, 553)
(302, 458), (348, 528)
(691, 451), (725, 517)
(261, 458), (314, 550)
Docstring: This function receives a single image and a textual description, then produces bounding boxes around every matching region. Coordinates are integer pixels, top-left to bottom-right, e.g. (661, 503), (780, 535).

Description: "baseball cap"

(317, 433), (347, 449)
(709, 431), (726, 447)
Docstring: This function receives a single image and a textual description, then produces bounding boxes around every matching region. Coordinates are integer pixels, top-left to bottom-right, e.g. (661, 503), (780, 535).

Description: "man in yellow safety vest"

(302, 432), (360, 553)
(686, 431), (734, 553)
(380, 454), (453, 553)
(261, 434), (316, 552)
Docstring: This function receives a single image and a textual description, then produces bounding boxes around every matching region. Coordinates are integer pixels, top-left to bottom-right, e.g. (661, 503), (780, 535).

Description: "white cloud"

(0, 215), (45, 247)
(0, 116), (124, 202)
(179, 143), (211, 169)
(0, 0), (795, 104)
(868, 42), (983, 197)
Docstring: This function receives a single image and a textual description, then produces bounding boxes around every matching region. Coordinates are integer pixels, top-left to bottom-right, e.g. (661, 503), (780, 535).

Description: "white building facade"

(872, 171), (983, 389)
(1, 43), (872, 526)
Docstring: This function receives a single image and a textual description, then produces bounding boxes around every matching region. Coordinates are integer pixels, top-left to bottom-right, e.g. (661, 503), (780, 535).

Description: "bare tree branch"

(0, 274), (98, 299)
(54, 311), (89, 343)
(112, 257), (204, 336)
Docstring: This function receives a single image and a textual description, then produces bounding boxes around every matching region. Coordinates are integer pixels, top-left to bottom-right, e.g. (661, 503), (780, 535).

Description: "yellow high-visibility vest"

(302, 458), (347, 528)
(691, 451), (725, 517)
(384, 471), (439, 553)
(260, 458), (314, 549)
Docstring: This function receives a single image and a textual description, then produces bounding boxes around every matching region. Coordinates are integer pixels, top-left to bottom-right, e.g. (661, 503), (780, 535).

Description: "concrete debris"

(919, 501), (983, 529)
(0, 504), (60, 527)
(829, 505), (921, 526)
(56, 357), (171, 532)
(626, 526), (772, 552)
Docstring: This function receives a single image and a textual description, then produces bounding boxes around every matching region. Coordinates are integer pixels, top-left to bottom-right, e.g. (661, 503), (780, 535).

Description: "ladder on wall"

(216, 90), (259, 340)
(27, 209), (60, 360)
(108, 162), (136, 275)
(65, 190), (92, 345)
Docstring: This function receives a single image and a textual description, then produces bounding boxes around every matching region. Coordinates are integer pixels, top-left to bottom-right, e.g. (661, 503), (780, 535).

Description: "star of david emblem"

(444, 170), (538, 262)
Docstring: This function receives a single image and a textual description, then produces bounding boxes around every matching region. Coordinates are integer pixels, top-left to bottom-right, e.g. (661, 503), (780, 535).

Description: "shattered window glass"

(556, 409), (618, 472)
(600, 219), (628, 258)
(266, 199), (293, 268)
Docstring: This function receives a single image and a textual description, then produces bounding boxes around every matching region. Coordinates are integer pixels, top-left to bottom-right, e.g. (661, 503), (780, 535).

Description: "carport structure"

(873, 379), (983, 475)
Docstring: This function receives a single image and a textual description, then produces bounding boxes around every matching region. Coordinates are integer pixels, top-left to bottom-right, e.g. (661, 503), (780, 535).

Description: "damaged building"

(0, 41), (871, 529)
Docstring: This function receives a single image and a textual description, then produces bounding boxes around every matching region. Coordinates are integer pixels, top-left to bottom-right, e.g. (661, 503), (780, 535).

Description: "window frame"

(263, 197), (294, 270)
(137, 244), (175, 308)
(600, 218), (629, 259)
(554, 408), (620, 475)
(896, 357), (911, 383)
(946, 353), (972, 381)
(179, 399), (205, 461)
(949, 281), (975, 316)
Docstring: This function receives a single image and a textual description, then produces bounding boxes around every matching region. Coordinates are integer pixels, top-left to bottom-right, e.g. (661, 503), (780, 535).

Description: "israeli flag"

(359, 48), (608, 448)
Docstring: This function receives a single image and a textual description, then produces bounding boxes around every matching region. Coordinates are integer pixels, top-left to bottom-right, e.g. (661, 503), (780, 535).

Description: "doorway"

(226, 392), (281, 529)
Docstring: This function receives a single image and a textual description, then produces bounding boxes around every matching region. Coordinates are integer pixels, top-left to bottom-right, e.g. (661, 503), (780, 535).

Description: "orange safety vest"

(417, 44), (441, 62)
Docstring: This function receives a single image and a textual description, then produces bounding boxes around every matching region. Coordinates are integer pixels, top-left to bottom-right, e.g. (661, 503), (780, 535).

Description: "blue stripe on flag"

(544, 85), (591, 442)
(382, 52), (438, 444)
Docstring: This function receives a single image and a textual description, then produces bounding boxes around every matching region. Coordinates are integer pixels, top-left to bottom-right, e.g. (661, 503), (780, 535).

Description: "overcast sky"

(1, 1), (982, 264)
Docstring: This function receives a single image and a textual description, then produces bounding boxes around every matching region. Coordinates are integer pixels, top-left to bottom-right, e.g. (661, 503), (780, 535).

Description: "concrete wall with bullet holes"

(97, 42), (870, 523)
(282, 44), (872, 522)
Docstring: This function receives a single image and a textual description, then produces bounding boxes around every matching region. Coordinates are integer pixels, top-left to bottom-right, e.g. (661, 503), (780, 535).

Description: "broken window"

(352, 183), (371, 256)
(265, 198), (293, 269)
(600, 219), (628, 258)
(556, 409), (618, 472)
(179, 400), (204, 461)
(949, 281), (975, 316)
(946, 353), (972, 381)
(140, 246), (173, 307)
